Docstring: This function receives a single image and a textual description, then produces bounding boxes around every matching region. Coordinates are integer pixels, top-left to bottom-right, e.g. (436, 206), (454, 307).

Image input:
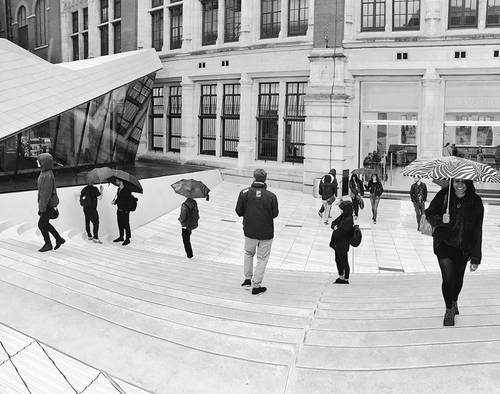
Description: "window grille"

(284, 82), (306, 163)
(393, 0), (420, 30)
(361, 0), (386, 31)
(151, 10), (164, 51)
(225, 0), (241, 42)
(257, 83), (279, 161)
(486, 0), (500, 26)
(288, 0), (308, 36)
(35, 0), (47, 47)
(199, 85), (217, 155)
(149, 87), (165, 151)
(168, 86), (182, 152)
(222, 84), (240, 157)
(170, 6), (183, 49)
(100, 24), (109, 55)
(261, 0), (281, 38)
(202, 0), (218, 45)
(449, 0), (478, 28)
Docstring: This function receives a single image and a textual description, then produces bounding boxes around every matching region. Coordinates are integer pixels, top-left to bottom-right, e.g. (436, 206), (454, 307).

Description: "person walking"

(178, 197), (199, 259)
(36, 153), (65, 252)
(410, 176), (427, 231)
(330, 201), (354, 284)
(236, 169), (279, 295)
(349, 174), (364, 219)
(80, 181), (103, 243)
(425, 179), (483, 327)
(112, 179), (132, 246)
(366, 173), (384, 224)
(318, 169), (338, 225)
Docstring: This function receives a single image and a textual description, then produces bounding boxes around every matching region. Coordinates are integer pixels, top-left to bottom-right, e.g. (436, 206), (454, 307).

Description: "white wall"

(0, 169), (222, 238)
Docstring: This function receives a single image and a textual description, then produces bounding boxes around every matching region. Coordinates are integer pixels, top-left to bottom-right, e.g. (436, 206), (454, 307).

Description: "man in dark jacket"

(37, 153), (65, 252)
(318, 169), (338, 224)
(330, 200), (354, 284)
(80, 180), (104, 243)
(178, 197), (199, 258)
(410, 176), (428, 230)
(235, 169), (279, 295)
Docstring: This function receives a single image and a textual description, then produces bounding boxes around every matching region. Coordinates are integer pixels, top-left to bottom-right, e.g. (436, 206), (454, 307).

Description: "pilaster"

(182, 0), (194, 50)
(216, 0), (224, 45)
(180, 76), (198, 162)
(423, 0), (442, 37)
(239, 0), (251, 44)
(419, 68), (443, 160)
(88, 0), (100, 57)
(279, 0), (288, 38)
(237, 73), (255, 169)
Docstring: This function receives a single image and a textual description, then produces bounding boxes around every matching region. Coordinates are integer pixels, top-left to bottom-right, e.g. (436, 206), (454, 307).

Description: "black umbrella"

(83, 167), (115, 184)
(171, 179), (210, 200)
(108, 169), (143, 193)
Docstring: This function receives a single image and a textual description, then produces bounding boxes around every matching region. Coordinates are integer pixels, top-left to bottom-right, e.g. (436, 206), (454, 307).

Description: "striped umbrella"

(401, 156), (500, 213)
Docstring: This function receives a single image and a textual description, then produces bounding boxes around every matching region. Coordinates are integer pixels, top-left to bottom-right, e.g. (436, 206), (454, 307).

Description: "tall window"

(35, 0), (47, 47)
(222, 84), (240, 157)
(151, 10), (163, 51)
(261, 0), (281, 38)
(393, 0), (420, 30)
(486, 0), (500, 26)
(71, 11), (79, 60)
(83, 7), (88, 30)
(113, 22), (121, 53)
(361, 0), (385, 31)
(288, 0), (308, 36)
(18, 6), (28, 49)
(199, 85), (217, 155)
(225, 0), (241, 42)
(168, 86), (182, 152)
(284, 82), (306, 163)
(152, 0), (164, 6)
(170, 6), (183, 49)
(100, 0), (109, 23)
(448, 0), (478, 28)
(100, 24), (109, 55)
(82, 8), (88, 59)
(149, 87), (165, 151)
(202, 0), (218, 45)
(114, 0), (121, 19)
(257, 83), (279, 161)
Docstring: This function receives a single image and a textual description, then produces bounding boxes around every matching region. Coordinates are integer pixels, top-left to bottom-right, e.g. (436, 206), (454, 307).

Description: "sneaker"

(92, 238), (103, 244)
(122, 238), (130, 246)
(241, 279), (252, 287)
(38, 243), (53, 252)
(443, 309), (455, 326)
(54, 238), (65, 250)
(87, 235), (93, 241)
(334, 278), (349, 284)
(113, 237), (124, 243)
(252, 287), (267, 295)
(451, 301), (460, 315)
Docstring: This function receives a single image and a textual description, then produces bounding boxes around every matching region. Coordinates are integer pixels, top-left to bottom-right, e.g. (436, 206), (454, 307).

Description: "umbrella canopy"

(171, 179), (210, 199)
(83, 167), (115, 184)
(401, 156), (500, 182)
(351, 168), (376, 177)
(108, 169), (143, 193)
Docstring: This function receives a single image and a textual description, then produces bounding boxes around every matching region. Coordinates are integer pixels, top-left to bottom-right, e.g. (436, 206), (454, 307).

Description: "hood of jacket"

(38, 153), (54, 172)
(329, 169), (336, 176)
(339, 200), (354, 216)
(184, 198), (197, 209)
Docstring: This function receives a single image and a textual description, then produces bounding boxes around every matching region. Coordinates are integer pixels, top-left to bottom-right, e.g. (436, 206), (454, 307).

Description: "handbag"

(419, 214), (433, 236)
(50, 207), (59, 220)
(357, 194), (364, 210)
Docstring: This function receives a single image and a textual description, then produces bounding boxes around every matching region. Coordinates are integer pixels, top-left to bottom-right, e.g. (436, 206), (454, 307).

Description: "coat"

(178, 198), (199, 230)
(349, 178), (364, 198)
(410, 182), (427, 204)
(114, 187), (132, 211)
(366, 180), (383, 197)
(235, 182), (279, 240)
(37, 153), (59, 213)
(319, 173), (338, 201)
(329, 212), (354, 254)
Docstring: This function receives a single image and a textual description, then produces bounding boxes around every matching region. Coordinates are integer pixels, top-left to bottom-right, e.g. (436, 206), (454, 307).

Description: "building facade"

(1, 0), (62, 62)
(341, 0), (500, 192)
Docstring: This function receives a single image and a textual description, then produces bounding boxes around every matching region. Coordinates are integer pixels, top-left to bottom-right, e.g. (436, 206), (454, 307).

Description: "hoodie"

(37, 153), (59, 213)
(329, 201), (354, 253)
(178, 198), (199, 230)
(319, 169), (338, 201)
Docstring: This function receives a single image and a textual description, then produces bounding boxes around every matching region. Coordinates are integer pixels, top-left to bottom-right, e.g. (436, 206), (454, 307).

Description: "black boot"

(113, 237), (124, 242)
(451, 301), (459, 315)
(38, 243), (53, 252)
(443, 309), (455, 326)
(54, 237), (65, 250)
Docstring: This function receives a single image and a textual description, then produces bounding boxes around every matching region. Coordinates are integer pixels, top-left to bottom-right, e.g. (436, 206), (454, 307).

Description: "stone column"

(423, 0), (442, 37)
(88, 0), (100, 57)
(277, 81), (286, 162)
(108, 0), (114, 54)
(279, 0), (288, 38)
(237, 73), (255, 169)
(239, 0), (251, 44)
(306, 0), (314, 41)
(163, 4), (170, 52)
(180, 76), (198, 162)
(182, 0), (194, 50)
(136, 0), (150, 49)
(419, 68), (443, 159)
(215, 82), (224, 157)
(216, 0), (225, 45)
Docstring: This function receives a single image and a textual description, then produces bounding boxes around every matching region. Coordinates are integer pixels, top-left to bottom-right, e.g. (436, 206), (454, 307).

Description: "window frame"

(486, 0), (500, 27)
(257, 82), (280, 161)
(221, 83), (240, 158)
(261, 0), (281, 39)
(361, 0), (386, 32)
(100, 0), (109, 23)
(392, 0), (420, 31)
(100, 24), (109, 55)
(448, 0), (479, 29)
(284, 82), (306, 163)
(168, 85), (182, 152)
(151, 9), (164, 51)
(170, 5), (183, 49)
(35, 0), (47, 47)
(199, 84), (217, 155)
(113, 21), (121, 53)
(114, 0), (122, 19)
(72, 11), (79, 34)
(18, 6), (27, 26)
(201, 0), (218, 46)
(224, 0), (241, 42)
(288, 0), (308, 37)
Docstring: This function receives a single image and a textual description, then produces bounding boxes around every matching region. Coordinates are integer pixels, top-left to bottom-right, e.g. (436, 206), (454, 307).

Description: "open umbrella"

(108, 169), (143, 194)
(401, 156), (500, 213)
(83, 167), (114, 184)
(351, 168), (376, 178)
(171, 179), (210, 200)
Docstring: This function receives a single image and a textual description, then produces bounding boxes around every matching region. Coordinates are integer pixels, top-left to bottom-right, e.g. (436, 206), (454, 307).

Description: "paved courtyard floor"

(134, 181), (500, 274)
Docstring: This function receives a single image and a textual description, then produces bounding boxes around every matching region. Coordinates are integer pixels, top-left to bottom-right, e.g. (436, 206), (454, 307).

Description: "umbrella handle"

(446, 178), (452, 214)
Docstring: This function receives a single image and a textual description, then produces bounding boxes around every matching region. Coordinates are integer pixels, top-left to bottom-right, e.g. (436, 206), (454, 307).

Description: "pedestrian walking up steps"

(0, 238), (500, 393)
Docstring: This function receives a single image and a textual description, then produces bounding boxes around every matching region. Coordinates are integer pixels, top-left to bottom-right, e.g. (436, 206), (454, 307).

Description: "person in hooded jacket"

(236, 169), (279, 295)
(349, 173), (364, 218)
(112, 179), (132, 246)
(366, 173), (384, 224)
(37, 153), (65, 252)
(410, 176), (427, 230)
(425, 179), (483, 327)
(318, 169), (338, 225)
(178, 197), (199, 258)
(330, 200), (354, 284)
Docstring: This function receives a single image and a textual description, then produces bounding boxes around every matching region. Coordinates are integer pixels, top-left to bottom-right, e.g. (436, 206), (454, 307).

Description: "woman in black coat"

(365, 173), (384, 224)
(425, 179), (484, 327)
(349, 174), (364, 218)
(330, 201), (354, 284)
(112, 179), (132, 245)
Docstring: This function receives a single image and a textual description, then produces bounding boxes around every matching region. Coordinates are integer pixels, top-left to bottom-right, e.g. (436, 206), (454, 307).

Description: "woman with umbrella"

(112, 179), (133, 245)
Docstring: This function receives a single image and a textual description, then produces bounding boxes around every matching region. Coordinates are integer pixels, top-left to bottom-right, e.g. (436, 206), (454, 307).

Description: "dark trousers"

(352, 196), (360, 217)
(117, 210), (131, 239)
(437, 247), (468, 309)
(38, 210), (61, 244)
(413, 202), (425, 229)
(182, 228), (193, 258)
(84, 207), (99, 238)
(335, 249), (350, 279)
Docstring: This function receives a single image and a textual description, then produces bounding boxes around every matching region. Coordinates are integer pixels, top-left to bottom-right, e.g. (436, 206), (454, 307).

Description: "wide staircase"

(0, 234), (499, 393)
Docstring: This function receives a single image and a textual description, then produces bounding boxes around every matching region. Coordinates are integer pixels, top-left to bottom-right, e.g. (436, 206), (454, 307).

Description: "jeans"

(437, 247), (468, 309)
(369, 195), (380, 221)
(244, 237), (273, 287)
(38, 209), (61, 244)
(182, 228), (193, 258)
(84, 207), (99, 239)
(117, 210), (131, 239)
(335, 249), (350, 279)
(322, 200), (332, 222)
(413, 201), (426, 229)
(352, 195), (360, 217)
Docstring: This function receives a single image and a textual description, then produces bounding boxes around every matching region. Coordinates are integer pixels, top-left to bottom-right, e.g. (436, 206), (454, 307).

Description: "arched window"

(35, 0), (47, 47)
(18, 6), (27, 26)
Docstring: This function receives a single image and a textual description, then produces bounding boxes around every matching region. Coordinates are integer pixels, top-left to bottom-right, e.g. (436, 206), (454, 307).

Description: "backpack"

(184, 202), (199, 230)
(80, 188), (93, 208)
(129, 195), (138, 212)
(349, 225), (362, 247)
